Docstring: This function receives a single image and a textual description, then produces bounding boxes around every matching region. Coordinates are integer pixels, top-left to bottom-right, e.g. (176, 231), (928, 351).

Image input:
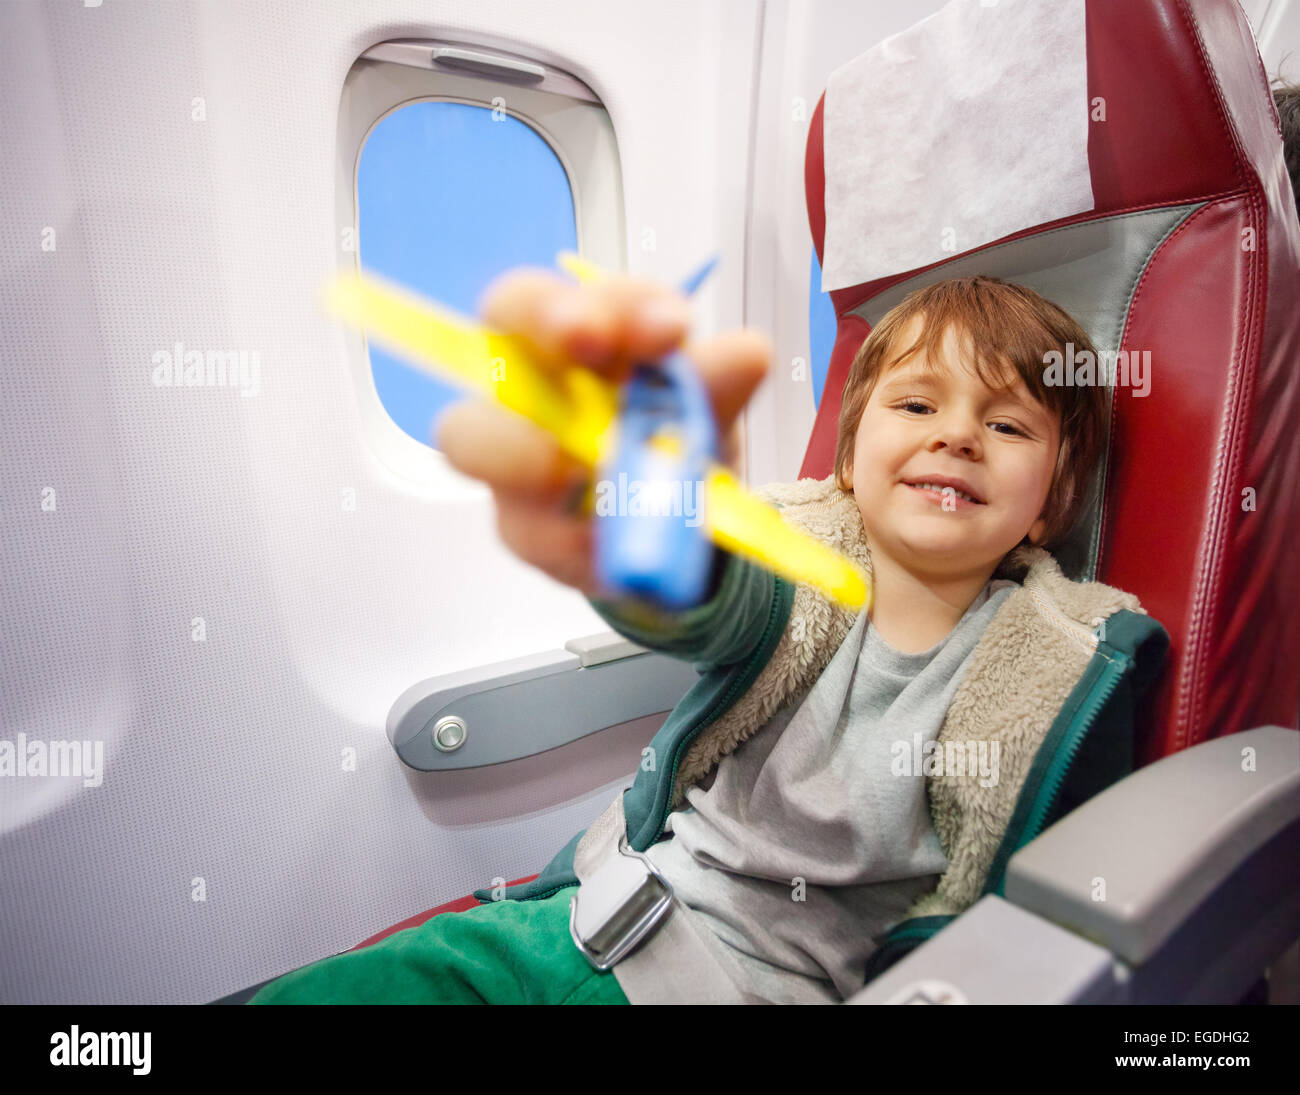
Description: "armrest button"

(432, 715), (468, 752)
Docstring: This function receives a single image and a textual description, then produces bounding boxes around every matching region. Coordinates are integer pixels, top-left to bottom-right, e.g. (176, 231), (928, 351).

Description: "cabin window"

(808, 248), (836, 410)
(339, 41), (624, 474)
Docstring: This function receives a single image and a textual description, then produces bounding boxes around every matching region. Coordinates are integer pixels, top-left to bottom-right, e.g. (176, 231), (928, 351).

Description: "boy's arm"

(586, 546), (777, 673)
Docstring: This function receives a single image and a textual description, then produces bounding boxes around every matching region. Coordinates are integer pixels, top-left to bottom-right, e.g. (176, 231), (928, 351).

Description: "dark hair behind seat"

(1273, 80), (1300, 224)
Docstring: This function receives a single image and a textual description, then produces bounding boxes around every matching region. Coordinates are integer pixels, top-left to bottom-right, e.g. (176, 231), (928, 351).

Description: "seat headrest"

(820, 0), (1095, 293)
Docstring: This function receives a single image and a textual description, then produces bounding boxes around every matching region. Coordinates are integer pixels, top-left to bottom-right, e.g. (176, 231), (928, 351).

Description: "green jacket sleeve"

(586, 547), (778, 673)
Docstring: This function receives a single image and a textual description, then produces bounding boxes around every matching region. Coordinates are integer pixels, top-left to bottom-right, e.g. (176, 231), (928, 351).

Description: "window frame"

(336, 39), (626, 485)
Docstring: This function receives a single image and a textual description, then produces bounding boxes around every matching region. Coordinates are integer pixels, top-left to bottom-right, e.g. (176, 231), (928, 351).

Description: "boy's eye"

(895, 401), (1025, 437)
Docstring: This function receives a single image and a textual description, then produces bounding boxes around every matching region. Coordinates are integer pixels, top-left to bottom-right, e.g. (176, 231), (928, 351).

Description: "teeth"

(912, 482), (978, 503)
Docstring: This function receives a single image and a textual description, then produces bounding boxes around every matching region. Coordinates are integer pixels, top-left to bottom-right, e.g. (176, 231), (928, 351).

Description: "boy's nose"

(926, 418), (982, 458)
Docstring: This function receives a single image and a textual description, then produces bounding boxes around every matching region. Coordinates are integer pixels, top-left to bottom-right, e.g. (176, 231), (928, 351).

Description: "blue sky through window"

(809, 248), (835, 410)
(358, 100), (578, 447)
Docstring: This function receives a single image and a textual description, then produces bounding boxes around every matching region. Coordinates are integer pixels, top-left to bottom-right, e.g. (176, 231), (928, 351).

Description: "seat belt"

(570, 794), (769, 1004)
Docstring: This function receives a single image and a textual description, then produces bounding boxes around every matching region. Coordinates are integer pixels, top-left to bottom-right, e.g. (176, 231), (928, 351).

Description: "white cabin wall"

(0, 0), (761, 1005)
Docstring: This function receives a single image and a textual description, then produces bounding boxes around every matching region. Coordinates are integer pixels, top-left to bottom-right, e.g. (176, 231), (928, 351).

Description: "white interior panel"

(0, 0), (761, 1005)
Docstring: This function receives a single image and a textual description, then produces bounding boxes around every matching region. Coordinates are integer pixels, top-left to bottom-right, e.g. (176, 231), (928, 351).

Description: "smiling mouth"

(903, 482), (986, 507)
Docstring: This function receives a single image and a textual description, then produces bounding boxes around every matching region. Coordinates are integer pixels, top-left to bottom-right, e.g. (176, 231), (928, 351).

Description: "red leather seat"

(347, 874), (540, 952)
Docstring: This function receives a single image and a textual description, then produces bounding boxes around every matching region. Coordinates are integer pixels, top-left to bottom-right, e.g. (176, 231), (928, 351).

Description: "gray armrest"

(846, 894), (1123, 1004)
(847, 725), (1300, 1005)
(386, 631), (699, 770)
(1004, 724), (1300, 965)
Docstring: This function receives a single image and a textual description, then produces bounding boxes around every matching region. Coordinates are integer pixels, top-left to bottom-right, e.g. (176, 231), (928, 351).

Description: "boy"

(249, 270), (1166, 1004)
(617, 275), (1111, 1004)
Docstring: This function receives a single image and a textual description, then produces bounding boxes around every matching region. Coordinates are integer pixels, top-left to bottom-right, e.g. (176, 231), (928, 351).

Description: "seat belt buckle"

(569, 836), (675, 971)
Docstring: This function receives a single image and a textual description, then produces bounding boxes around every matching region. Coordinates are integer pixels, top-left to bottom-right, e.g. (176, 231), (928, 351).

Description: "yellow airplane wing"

(323, 265), (871, 613)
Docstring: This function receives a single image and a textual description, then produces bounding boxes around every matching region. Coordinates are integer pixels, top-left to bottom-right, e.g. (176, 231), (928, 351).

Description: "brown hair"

(833, 276), (1108, 556)
(1274, 81), (1300, 225)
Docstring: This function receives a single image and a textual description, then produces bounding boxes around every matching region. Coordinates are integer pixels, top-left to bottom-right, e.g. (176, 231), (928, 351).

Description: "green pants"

(247, 884), (629, 1005)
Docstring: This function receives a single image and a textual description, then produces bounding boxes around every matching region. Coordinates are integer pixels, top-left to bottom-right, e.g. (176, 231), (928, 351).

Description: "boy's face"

(842, 315), (1061, 578)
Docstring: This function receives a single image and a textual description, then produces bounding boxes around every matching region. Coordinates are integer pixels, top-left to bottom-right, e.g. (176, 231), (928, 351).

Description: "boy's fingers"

(684, 329), (772, 438)
(479, 268), (613, 374)
(435, 398), (588, 502)
(720, 420), (743, 471)
(479, 268), (692, 378)
(437, 328), (769, 487)
(493, 491), (604, 597)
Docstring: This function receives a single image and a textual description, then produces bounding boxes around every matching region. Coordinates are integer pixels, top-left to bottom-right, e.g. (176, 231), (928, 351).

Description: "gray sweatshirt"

(644, 578), (1017, 1003)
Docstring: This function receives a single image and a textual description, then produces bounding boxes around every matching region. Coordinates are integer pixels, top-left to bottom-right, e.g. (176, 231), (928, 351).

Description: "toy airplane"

(322, 255), (871, 613)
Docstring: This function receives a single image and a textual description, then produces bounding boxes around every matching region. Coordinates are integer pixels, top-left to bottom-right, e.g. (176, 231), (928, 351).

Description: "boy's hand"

(435, 267), (770, 598)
